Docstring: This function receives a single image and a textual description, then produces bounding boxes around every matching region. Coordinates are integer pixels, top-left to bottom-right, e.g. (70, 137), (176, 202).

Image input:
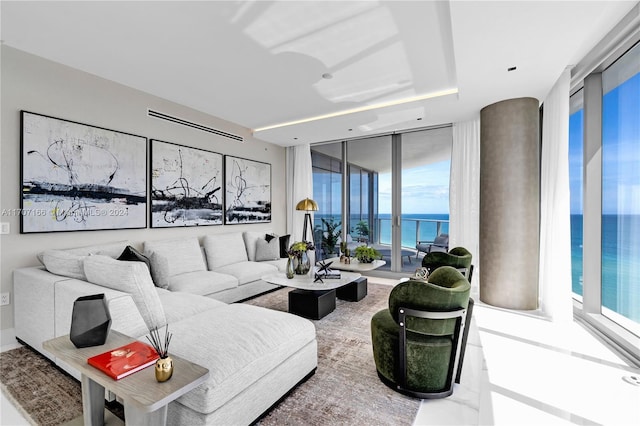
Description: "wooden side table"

(44, 330), (208, 426)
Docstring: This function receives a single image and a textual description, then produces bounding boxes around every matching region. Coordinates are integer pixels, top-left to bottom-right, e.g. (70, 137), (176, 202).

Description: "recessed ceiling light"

(507, 66), (517, 72)
(417, 118), (423, 121)
(348, 128), (353, 131)
(322, 73), (333, 79)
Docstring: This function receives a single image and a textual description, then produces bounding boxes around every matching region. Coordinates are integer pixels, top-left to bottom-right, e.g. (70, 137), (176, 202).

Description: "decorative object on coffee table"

(354, 246), (382, 264)
(288, 241), (314, 275)
(70, 294), (111, 348)
(147, 325), (174, 382)
(286, 255), (295, 279)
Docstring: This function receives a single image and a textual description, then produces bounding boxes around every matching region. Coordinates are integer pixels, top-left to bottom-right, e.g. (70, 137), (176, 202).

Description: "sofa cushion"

(83, 255), (167, 330)
(155, 288), (227, 325)
(39, 250), (86, 280)
(278, 234), (291, 258)
(212, 261), (278, 285)
(263, 258), (288, 272)
(167, 271), (238, 296)
(64, 240), (130, 258)
(242, 231), (266, 261)
(203, 233), (248, 269)
(144, 237), (207, 277)
(147, 251), (171, 289)
(169, 304), (316, 414)
(255, 237), (280, 261)
(117, 245), (151, 272)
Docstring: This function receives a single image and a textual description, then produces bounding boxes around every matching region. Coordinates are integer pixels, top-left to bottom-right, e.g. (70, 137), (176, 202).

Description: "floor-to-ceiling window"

(569, 89), (584, 299)
(311, 127), (452, 273)
(311, 147), (342, 259)
(600, 42), (639, 333)
(572, 32), (639, 362)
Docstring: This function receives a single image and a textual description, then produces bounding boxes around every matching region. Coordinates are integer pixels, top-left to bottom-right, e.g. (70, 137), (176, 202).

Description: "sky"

(377, 160), (451, 215)
(570, 71), (639, 216)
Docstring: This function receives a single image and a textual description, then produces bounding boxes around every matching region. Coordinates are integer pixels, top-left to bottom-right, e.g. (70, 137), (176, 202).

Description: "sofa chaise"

(13, 231), (317, 425)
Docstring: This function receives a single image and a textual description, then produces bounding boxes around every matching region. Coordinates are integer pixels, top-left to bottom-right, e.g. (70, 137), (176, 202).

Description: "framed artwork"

(20, 111), (147, 233)
(224, 155), (271, 224)
(150, 139), (223, 227)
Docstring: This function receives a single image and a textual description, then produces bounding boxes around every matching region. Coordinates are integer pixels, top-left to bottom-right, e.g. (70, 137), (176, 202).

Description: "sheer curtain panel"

(540, 68), (573, 323)
(450, 118), (481, 289)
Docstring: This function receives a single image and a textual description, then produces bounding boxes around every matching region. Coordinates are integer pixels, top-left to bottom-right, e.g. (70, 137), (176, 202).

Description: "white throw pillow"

(84, 255), (167, 330)
(40, 250), (86, 280)
(146, 251), (171, 289)
(255, 237), (280, 261)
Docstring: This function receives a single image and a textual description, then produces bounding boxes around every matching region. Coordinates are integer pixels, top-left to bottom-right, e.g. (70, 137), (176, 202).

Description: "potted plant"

(320, 218), (341, 256)
(287, 241), (315, 275)
(354, 246), (381, 263)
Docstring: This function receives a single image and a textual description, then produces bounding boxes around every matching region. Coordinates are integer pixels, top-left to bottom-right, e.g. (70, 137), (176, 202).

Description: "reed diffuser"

(147, 325), (173, 382)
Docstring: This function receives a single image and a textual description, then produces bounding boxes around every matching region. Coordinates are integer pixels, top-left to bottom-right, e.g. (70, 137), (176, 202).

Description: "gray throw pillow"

(147, 251), (170, 289)
(255, 237), (280, 261)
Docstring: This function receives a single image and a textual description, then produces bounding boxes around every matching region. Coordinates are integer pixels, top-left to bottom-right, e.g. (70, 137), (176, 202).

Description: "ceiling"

(1, 1), (637, 147)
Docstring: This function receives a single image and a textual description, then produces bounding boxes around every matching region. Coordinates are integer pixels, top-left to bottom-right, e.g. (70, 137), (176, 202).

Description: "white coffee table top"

(321, 257), (386, 272)
(262, 271), (361, 291)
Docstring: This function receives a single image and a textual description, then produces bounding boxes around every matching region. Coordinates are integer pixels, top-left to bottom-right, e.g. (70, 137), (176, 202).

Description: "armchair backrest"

(422, 246), (472, 273)
(389, 266), (470, 336)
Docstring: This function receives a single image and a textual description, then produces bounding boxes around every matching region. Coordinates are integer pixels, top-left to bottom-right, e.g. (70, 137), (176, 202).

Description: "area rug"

(245, 281), (420, 425)
(0, 281), (419, 425)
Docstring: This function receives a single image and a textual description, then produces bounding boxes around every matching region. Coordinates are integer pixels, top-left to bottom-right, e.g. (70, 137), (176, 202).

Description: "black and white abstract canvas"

(20, 111), (147, 233)
(225, 156), (271, 224)
(151, 140), (223, 227)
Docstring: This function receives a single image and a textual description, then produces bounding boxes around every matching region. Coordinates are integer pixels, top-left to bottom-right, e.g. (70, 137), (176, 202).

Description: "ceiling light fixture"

(507, 66), (517, 72)
(253, 88), (458, 133)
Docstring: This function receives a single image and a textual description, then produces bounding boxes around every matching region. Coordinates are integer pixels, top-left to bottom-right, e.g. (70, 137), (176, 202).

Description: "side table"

(43, 330), (209, 426)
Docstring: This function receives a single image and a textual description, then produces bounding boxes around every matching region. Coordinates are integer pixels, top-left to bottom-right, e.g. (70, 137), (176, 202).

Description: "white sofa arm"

(14, 267), (59, 360)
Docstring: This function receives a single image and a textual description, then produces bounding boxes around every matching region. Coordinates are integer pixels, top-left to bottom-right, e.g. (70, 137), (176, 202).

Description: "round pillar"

(480, 97), (539, 310)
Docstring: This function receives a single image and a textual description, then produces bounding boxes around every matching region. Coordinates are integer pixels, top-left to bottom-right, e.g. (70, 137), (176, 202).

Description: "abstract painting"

(225, 156), (271, 224)
(20, 111), (147, 233)
(151, 139), (223, 227)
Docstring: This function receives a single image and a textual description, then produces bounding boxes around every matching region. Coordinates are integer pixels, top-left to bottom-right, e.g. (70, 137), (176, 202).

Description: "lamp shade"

(296, 198), (318, 212)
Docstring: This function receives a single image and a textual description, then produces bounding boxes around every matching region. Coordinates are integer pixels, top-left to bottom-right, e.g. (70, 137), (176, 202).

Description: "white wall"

(0, 46), (287, 331)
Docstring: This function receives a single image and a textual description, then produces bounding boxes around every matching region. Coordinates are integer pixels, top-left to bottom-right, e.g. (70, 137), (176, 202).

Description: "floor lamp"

(296, 198), (318, 242)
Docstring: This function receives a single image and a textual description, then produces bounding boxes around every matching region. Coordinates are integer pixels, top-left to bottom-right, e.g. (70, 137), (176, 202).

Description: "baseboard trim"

(0, 328), (17, 347)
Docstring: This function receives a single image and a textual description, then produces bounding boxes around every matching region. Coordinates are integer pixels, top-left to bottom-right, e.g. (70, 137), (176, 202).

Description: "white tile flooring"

(2, 281), (639, 425)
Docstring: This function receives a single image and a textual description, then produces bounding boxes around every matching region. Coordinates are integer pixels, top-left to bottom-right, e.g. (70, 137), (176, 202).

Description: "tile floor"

(2, 280), (639, 426)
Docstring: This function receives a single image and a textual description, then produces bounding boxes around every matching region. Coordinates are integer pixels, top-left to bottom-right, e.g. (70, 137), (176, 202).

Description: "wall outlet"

(0, 292), (10, 306)
(0, 222), (9, 235)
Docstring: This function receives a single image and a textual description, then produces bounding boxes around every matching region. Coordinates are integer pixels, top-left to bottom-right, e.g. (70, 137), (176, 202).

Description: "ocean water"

(318, 212), (639, 324)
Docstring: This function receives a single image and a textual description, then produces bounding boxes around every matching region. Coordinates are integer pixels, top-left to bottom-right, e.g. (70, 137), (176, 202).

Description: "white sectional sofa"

(13, 231), (317, 425)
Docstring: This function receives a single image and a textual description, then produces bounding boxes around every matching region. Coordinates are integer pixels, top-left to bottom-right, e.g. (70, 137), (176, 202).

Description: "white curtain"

(286, 143), (313, 244)
(449, 118), (481, 290)
(540, 68), (573, 323)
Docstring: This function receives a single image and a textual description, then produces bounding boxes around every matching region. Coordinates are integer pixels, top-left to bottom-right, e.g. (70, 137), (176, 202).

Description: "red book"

(87, 341), (159, 380)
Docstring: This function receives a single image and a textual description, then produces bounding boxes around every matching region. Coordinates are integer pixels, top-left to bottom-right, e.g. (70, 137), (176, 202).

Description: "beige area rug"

(0, 281), (419, 425)
(245, 281), (421, 426)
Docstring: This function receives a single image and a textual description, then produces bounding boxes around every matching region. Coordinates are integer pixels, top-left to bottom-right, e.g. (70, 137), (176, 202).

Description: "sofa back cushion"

(39, 250), (87, 280)
(84, 255), (167, 330)
(144, 237), (206, 277)
(203, 233), (248, 269)
(242, 231), (270, 261)
(64, 240), (131, 258)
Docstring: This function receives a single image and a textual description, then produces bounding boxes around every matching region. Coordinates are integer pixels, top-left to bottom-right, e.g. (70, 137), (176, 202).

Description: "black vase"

(70, 294), (111, 348)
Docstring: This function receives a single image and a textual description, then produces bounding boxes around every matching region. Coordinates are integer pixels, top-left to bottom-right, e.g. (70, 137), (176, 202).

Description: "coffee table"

(322, 257), (386, 272)
(43, 330), (209, 426)
(262, 271), (361, 319)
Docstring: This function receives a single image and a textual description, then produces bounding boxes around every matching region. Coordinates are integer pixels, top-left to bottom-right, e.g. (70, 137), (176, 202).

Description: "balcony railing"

(372, 217), (449, 249)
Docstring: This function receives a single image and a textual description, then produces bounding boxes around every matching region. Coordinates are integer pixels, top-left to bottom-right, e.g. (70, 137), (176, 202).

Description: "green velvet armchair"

(371, 266), (473, 398)
(422, 246), (474, 282)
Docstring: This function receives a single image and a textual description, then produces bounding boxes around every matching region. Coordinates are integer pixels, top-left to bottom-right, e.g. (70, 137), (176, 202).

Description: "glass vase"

(293, 251), (310, 275)
(286, 256), (295, 279)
